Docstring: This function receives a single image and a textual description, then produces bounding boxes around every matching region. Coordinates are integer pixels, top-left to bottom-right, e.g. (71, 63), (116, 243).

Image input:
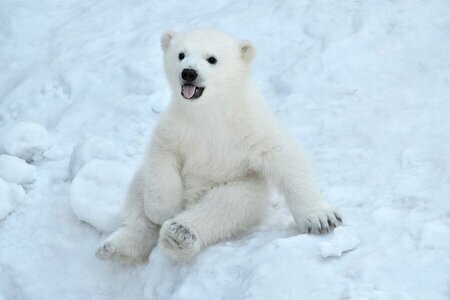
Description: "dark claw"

(319, 221), (325, 234)
(327, 218), (333, 227)
(334, 213), (343, 224)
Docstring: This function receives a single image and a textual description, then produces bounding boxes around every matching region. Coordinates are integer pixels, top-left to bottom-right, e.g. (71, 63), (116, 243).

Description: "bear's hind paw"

(159, 220), (201, 261)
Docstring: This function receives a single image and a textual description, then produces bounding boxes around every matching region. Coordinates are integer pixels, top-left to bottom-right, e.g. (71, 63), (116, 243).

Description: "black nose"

(182, 68), (198, 82)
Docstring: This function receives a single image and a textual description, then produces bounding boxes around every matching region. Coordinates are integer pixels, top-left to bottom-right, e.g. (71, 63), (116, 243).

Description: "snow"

(0, 154), (37, 184)
(0, 0), (449, 299)
(70, 159), (134, 232)
(0, 179), (15, 220)
(320, 226), (360, 258)
(69, 136), (123, 179)
(1, 122), (52, 162)
(0, 179), (26, 220)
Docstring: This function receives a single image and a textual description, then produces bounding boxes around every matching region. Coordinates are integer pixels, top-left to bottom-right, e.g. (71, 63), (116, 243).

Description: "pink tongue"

(182, 85), (196, 99)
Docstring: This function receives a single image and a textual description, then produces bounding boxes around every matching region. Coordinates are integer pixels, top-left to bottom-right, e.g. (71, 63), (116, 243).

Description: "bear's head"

(161, 29), (255, 103)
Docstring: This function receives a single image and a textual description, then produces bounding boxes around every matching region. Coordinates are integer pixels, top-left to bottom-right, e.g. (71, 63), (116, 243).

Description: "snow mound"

(320, 226), (360, 258)
(0, 154), (37, 184)
(70, 159), (134, 232)
(0, 179), (26, 220)
(2, 122), (52, 162)
(69, 137), (123, 179)
(43, 145), (64, 161)
(0, 264), (24, 300)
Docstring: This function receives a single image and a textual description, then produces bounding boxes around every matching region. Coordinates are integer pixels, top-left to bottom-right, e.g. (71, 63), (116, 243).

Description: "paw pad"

(163, 222), (197, 249)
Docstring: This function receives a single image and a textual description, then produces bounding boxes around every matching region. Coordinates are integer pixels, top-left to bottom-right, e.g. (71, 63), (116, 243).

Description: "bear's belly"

(179, 142), (250, 207)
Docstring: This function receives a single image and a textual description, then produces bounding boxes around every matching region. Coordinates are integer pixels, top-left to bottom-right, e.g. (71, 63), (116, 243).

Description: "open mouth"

(181, 84), (204, 100)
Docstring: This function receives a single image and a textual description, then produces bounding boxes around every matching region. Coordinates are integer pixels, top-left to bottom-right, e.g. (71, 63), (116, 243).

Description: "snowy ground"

(1, 0), (449, 299)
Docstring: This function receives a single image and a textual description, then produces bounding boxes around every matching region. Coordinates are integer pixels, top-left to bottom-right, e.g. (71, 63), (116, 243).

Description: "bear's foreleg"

(261, 143), (342, 234)
(143, 150), (184, 225)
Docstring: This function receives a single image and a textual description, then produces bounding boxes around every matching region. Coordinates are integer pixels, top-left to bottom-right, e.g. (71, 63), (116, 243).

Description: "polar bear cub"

(96, 29), (342, 263)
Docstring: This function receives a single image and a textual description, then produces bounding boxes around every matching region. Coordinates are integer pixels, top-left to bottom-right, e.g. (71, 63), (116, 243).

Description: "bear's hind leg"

(96, 220), (159, 263)
(96, 168), (159, 263)
(159, 176), (268, 261)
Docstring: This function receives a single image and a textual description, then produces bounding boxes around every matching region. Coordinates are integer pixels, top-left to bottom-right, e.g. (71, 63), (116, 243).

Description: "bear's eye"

(207, 56), (217, 64)
(178, 53), (185, 60)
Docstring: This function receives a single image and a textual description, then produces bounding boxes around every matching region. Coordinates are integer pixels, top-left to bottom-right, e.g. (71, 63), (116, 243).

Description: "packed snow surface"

(69, 137), (123, 179)
(0, 179), (26, 220)
(320, 226), (360, 258)
(0, 1), (449, 299)
(0, 179), (15, 220)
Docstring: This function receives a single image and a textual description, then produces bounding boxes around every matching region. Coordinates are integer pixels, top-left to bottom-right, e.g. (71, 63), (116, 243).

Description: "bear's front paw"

(295, 205), (343, 235)
(159, 220), (201, 261)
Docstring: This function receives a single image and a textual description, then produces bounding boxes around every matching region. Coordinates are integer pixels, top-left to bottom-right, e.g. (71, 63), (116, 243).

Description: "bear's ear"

(240, 41), (255, 63)
(161, 30), (176, 52)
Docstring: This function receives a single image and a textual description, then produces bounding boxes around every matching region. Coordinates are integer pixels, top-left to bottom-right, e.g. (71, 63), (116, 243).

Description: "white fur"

(96, 29), (342, 263)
